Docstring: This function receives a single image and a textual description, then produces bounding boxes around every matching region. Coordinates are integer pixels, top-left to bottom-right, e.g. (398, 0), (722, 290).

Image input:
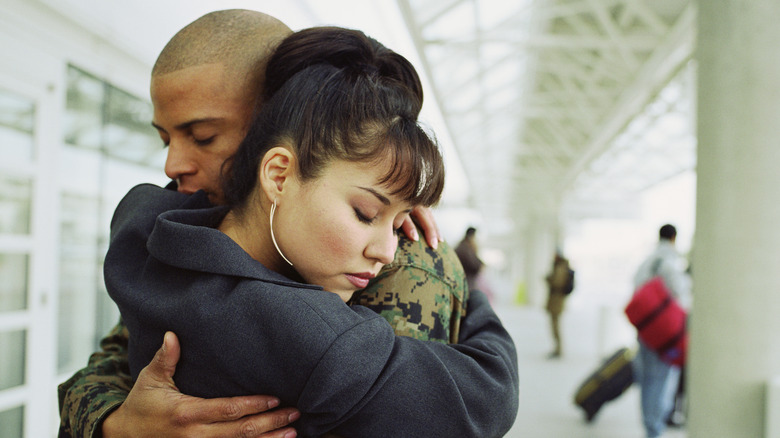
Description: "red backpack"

(625, 276), (687, 367)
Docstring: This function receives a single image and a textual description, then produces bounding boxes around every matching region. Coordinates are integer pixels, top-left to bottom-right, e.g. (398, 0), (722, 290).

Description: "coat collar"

(147, 191), (321, 291)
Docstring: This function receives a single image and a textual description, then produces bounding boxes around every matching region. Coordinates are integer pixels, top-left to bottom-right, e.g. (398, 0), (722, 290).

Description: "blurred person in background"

(632, 224), (691, 438)
(545, 252), (573, 359)
(455, 226), (485, 291)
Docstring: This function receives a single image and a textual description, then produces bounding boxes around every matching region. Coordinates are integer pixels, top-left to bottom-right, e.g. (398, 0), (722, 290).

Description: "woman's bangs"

(374, 126), (444, 207)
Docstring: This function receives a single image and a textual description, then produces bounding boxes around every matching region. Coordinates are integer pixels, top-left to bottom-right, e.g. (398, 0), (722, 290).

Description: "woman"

(106, 27), (517, 437)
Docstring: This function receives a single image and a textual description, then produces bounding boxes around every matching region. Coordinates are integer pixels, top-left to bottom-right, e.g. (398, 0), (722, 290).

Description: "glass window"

(0, 254), (28, 312)
(0, 405), (24, 438)
(0, 89), (34, 237)
(58, 65), (165, 373)
(0, 89), (35, 165)
(0, 176), (32, 235)
(0, 330), (26, 391)
(64, 66), (163, 165)
(57, 193), (100, 371)
(63, 67), (104, 150)
(104, 84), (166, 166)
(0, 86), (32, 438)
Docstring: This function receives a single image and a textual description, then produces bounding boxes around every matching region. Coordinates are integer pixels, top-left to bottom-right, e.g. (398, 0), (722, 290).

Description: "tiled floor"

(493, 303), (687, 438)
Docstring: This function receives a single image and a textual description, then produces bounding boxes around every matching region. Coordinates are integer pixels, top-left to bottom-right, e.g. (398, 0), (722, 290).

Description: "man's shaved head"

(153, 9), (291, 97)
(150, 9), (292, 203)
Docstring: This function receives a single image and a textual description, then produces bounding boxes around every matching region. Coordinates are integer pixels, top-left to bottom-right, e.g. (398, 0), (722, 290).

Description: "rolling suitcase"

(573, 347), (635, 422)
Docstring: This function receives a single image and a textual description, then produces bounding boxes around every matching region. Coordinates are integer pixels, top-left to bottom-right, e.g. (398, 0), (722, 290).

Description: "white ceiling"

(38, 0), (697, 243)
(397, 0), (697, 240)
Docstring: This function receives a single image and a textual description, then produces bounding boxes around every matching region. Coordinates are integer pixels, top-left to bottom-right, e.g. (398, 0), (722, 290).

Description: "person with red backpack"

(630, 224), (691, 438)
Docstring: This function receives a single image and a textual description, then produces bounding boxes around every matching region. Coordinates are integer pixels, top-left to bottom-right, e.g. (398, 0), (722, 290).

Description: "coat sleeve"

(300, 289), (518, 438)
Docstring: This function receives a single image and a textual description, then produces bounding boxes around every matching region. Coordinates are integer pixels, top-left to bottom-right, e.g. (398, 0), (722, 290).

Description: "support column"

(523, 213), (557, 307)
(690, 1), (780, 436)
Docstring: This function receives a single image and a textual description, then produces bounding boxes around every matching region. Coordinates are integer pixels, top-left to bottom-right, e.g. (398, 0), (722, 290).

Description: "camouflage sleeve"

(350, 227), (469, 344)
(58, 320), (132, 438)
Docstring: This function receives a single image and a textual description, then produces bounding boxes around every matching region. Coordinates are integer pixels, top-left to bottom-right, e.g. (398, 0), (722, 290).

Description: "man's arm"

(58, 321), (133, 437)
(58, 320), (300, 438)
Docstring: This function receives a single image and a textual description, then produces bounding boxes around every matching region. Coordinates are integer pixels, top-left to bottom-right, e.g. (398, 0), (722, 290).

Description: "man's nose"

(164, 142), (196, 181)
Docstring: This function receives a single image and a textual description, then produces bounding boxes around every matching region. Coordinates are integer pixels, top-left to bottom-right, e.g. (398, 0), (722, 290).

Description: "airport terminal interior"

(1, 0), (778, 437)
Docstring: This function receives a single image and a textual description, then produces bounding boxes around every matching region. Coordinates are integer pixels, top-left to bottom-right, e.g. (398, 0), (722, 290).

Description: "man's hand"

(102, 332), (300, 438)
(400, 206), (442, 249)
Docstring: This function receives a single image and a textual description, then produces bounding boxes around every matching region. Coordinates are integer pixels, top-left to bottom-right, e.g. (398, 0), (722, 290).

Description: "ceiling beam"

(586, 0), (640, 69)
(425, 32), (662, 51)
(557, 2), (695, 194)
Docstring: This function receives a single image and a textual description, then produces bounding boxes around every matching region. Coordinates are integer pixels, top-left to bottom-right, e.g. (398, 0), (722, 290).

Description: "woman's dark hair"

(222, 26), (445, 210)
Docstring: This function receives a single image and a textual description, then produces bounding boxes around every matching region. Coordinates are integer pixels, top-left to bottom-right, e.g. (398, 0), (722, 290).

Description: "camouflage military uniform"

(58, 322), (131, 438)
(58, 227), (468, 437)
(349, 232), (468, 344)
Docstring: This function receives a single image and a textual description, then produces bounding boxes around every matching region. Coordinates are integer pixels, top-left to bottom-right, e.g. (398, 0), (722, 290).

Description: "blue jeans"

(633, 340), (681, 438)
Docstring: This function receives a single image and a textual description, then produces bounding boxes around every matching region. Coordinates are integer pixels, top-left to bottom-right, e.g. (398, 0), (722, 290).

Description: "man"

(455, 226), (484, 291)
(58, 10), (484, 437)
(544, 252), (571, 359)
(632, 224), (691, 438)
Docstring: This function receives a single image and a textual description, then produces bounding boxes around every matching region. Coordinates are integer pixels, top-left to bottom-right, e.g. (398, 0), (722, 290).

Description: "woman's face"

(276, 158), (413, 301)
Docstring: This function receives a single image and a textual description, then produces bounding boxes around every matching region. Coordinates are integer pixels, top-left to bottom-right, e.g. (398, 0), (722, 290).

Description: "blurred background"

(1, 0), (768, 437)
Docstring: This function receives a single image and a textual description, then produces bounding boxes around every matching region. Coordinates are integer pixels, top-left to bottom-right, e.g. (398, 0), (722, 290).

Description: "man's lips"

(175, 178), (202, 196)
(345, 272), (376, 289)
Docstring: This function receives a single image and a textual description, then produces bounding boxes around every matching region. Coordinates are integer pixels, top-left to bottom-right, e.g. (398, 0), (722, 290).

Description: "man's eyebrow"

(151, 117), (222, 132)
(358, 186), (391, 205)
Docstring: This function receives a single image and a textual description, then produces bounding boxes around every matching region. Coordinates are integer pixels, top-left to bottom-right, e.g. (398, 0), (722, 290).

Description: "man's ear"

(258, 146), (296, 201)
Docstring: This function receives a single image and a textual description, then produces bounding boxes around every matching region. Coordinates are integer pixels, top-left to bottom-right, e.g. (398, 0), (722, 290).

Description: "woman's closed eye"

(354, 208), (375, 225)
(354, 206), (410, 233)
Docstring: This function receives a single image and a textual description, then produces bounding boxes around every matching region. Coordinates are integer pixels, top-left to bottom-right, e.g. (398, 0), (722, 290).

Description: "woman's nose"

(366, 226), (398, 265)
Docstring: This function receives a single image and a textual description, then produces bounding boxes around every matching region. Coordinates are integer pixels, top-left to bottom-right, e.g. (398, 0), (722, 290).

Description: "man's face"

(151, 63), (254, 204)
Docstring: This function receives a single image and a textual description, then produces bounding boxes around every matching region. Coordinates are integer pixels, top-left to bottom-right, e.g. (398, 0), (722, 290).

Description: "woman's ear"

(258, 146), (296, 201)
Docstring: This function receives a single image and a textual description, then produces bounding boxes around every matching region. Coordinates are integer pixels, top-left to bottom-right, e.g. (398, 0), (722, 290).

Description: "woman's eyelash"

(354, 208), (374, 224)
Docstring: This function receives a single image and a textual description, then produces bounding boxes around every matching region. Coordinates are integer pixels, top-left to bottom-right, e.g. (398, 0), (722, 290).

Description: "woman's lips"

(345, 273), (375, 289)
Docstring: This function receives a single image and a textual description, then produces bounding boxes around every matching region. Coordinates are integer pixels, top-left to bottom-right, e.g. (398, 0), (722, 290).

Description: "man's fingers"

(173, 395), (295, 424)
(145, 331), (181, 383)
(400, 217), (419, 242)
(238, 408), (300, 438)
(188, 403), (300, 438)
(410, 206), (440, 249)
(257, 426), (297, 438)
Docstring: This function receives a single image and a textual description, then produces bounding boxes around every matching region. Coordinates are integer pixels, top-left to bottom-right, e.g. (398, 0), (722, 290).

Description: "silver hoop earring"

(270, 199), (294, 266)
